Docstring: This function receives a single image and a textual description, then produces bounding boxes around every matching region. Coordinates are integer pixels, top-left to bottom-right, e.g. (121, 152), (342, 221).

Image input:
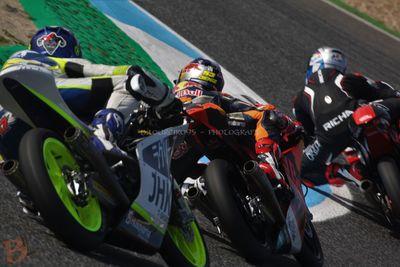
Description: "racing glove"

(90, 108), (127, 156)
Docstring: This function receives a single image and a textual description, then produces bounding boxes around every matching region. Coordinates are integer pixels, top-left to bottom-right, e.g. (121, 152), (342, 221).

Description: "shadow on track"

(88, 244), (164, 267)
(198, 217), (301, 267)
(309, 185), (391, 229)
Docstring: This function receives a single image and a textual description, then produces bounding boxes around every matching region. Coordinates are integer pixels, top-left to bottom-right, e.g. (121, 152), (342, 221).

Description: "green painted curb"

(328, 0), (400, 39)
(0, 0), (172, 87)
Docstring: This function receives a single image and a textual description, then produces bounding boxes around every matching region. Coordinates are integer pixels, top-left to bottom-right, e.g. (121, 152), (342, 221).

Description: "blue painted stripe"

(90, 0), (200, 59)
(303, 184), (332, 207)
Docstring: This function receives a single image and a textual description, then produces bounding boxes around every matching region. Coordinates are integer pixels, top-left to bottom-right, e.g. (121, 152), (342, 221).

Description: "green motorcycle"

(0, 64), (209, 267)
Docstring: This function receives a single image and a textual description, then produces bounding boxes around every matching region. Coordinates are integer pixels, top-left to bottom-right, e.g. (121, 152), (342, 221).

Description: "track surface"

(1, 0), (400, 266)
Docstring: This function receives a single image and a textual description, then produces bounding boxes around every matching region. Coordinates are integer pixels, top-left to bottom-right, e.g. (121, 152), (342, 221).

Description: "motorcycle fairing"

(120, 124), (188, 248)
(0, 64), (90, 137)
(278, 143), (306, 253)
(352, 105), (376, 125)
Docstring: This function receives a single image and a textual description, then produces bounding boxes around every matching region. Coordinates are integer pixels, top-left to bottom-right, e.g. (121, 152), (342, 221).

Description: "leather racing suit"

(0, 49), (173, 159)
(293, 69), (400, 185)
(171, 81), (299, 183)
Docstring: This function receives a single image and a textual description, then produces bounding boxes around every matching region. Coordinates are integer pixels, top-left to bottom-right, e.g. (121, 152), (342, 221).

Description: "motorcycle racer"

(0, 26), (181, 159)
(173, 57), (302, 190)
(0, 26), (182, 214)
(293, 46), (400, 186)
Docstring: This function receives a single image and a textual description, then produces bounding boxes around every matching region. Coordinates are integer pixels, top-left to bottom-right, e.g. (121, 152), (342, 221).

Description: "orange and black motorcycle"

(176, 103), (323, 266)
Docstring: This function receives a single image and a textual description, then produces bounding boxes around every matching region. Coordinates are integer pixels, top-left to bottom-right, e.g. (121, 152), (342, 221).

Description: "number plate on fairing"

(131, 125), (188, 236)
(135, 134), (173, 233)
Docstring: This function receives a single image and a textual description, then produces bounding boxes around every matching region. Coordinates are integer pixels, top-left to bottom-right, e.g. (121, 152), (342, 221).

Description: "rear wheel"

(204, 159), (271, 263)
(19, 128), (107, 250)
(160, 220), (209, 267)
(294, 219), (324, 267)
(377, 157), (400, 222)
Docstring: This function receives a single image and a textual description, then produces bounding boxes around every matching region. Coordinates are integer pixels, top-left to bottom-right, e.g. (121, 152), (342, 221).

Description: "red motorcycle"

(176, 103), (323, 266)
(335, 105), (400, 227)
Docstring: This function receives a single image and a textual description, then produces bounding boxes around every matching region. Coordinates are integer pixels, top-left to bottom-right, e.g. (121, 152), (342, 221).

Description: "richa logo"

(322, 110), (353, 131)
(0, 237), (28, 265)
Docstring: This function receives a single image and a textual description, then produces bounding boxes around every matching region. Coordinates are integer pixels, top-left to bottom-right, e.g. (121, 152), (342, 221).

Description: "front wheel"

(160, 220), (209, 267)
(19, 128), (107, 250)
(377, 157), (400, 221)
(294, 219), (324, 267)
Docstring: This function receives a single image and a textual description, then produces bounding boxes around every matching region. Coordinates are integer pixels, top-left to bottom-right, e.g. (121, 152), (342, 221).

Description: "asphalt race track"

(1, 0), (400, 266)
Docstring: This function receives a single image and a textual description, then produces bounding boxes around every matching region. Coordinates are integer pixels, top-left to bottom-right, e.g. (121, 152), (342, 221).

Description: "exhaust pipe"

(181, 180), (219, 223)
(359, 179), (374, 193)
(243, 160), (286, 227)
(181, 182), (201, 202)
(64, 127), (130, 207)
(337, 167), (374, 193)
(2, 160), (27, 193)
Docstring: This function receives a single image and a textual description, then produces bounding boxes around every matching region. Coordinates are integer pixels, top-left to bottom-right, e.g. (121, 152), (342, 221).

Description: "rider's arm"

(342, 73), (400, 101)
(292, 91), (315, 138)
(51, 57), (131, 78)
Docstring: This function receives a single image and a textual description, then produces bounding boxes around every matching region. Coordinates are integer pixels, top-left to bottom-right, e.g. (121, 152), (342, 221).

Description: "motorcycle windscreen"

(0, 64), (90, 136)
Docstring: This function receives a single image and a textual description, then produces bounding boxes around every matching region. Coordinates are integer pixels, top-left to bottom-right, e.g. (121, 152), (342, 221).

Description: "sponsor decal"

(304, 140), (321, 161)
(324, 95), (332, 104)
(0, 110), (16, 136)
(172, 141), (189, 159)
(124, 210), (153, 240)
(358, 114), (374, 124)
(0, 237), (28, 265)
(198, 70), (218, 84)
(322, 110), (353, 131)
(36, 32), (67, 55)
(175, 88), (203, 98)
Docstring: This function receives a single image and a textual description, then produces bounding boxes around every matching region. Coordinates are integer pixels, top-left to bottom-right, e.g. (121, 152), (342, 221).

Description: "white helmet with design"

(306, 47), (347, 83)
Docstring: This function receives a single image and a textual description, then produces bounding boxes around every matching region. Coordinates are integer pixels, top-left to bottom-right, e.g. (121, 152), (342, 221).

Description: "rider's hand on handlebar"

(153, 97), (184, 128)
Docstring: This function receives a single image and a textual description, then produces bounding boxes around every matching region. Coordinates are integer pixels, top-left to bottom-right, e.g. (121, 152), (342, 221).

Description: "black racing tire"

(19, 128), (107, 251)
(204, 159), (271, 263)
(294, 219), (324, 267)
(160, 220), (209, 267)
(377, 157), (400, 219)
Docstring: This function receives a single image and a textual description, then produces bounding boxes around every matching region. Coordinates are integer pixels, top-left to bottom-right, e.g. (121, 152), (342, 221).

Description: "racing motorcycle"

(175, 101), (323, 266)
(0, 64), (209, 267)
(333, 104), (400, 227)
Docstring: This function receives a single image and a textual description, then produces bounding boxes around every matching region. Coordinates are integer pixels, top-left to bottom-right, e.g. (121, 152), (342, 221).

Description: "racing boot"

(255, 138), (287, 188)
(256, 138), (292, 211)
(127, 73), (183, 128)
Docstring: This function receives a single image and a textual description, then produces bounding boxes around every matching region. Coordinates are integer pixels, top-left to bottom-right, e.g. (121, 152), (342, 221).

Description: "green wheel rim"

(43, 138), (102, 232)
(167, 222), (207, 267)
